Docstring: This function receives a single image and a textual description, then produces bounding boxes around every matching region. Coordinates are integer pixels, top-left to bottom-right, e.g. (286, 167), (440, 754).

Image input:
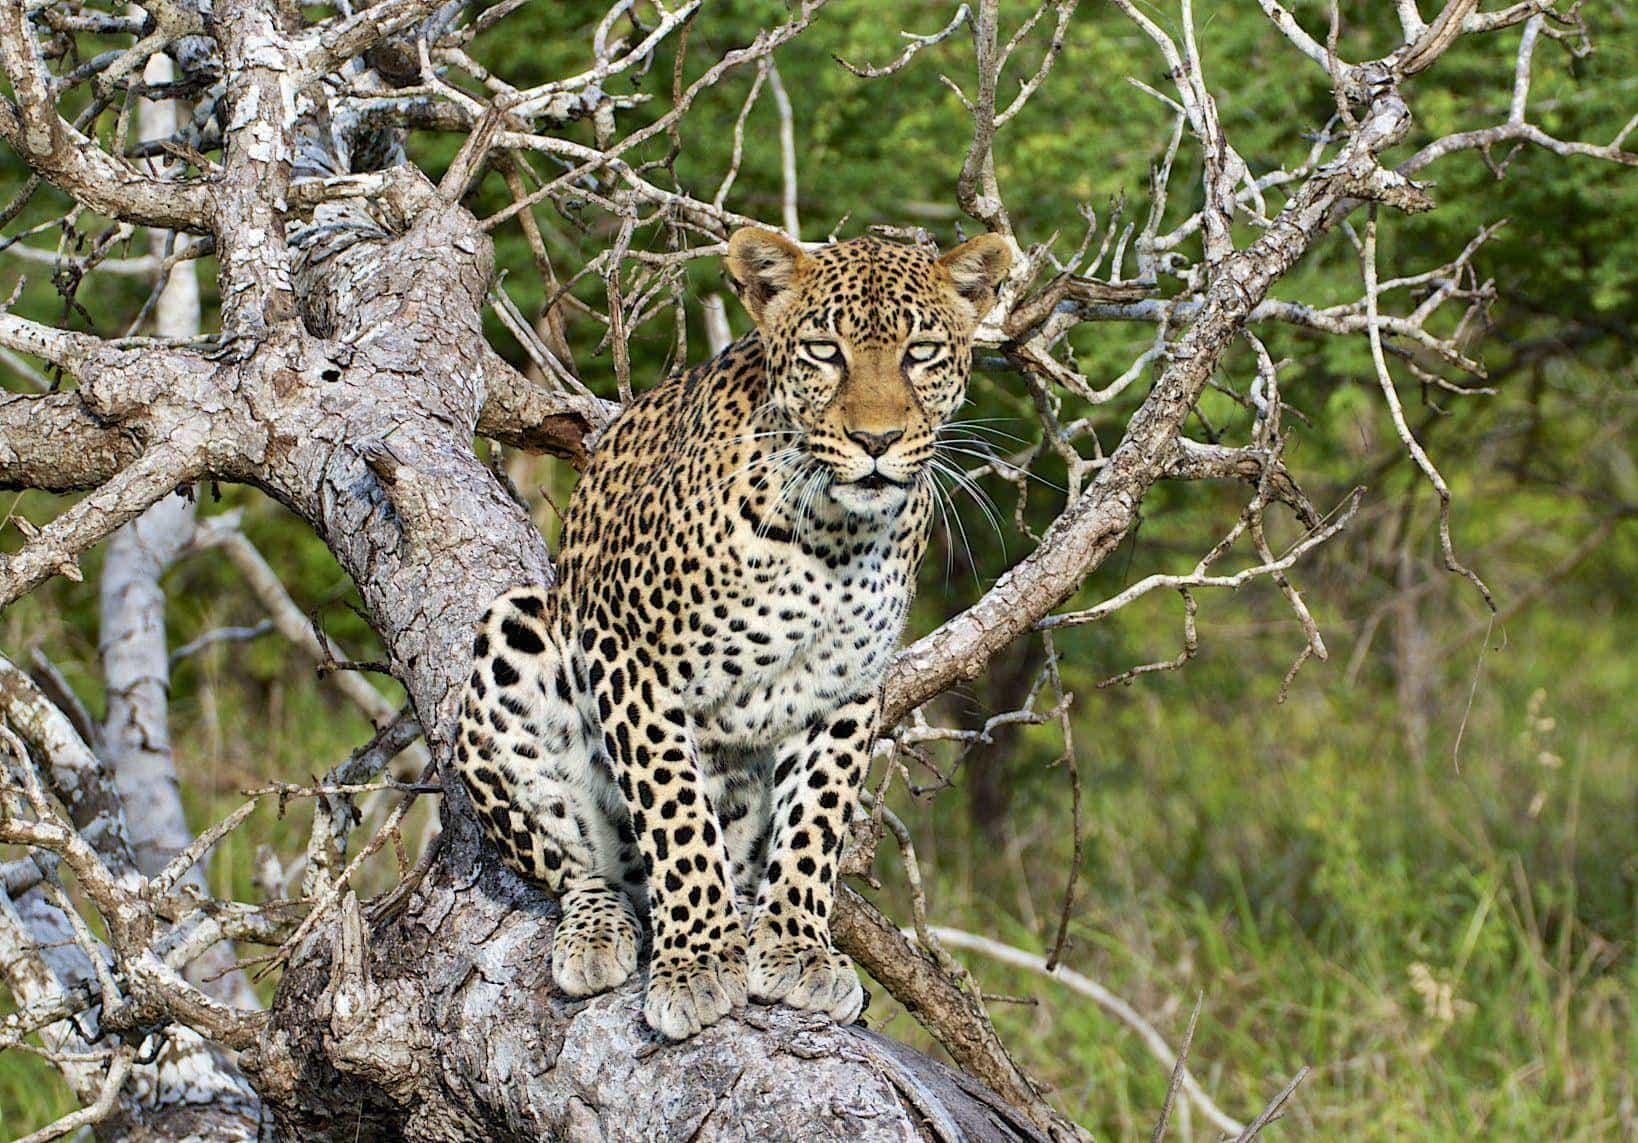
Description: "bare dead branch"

(1361, 210), (1495, 609)
(475, 351), (617, 465)
(1150, 993), (1203, 1142)
(930, 928), (1245, 1138)
(1038, 490), (1361, 632)
(291, 0), (449, 83)
(0, 389), (146, 492)
(0, 443), (202, 607)
(833, 6), (972, 78)
(833, 887), (1085, 1142)
(10, 1043), (134, 1143)
(1235, 1065), (1310, 1141)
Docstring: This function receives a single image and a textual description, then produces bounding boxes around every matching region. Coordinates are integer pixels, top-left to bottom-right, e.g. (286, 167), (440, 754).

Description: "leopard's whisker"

(788, 467), (816, 548)
(935, 443), (1065, 494)
(759, 453), (819, 543)
(921, 470), (957, 588)
(928, 456), (1007, 559)
(926, 466), (980, 589)
(756, 458), (812, 544)
(794, 466), (828, 549)
(707, 446), (805, 503)
(933, 455), (1008, 545)
(938, 421), (1029, 444)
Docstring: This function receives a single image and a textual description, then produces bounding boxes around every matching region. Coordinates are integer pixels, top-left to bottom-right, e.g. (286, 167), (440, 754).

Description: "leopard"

(454, 226), (1012, 1040)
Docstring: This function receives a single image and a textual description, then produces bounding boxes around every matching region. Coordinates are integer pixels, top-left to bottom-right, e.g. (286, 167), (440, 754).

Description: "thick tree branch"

(0, 442), (203, 607)
(0, 390), (143, 491)
(834, 887), (1083, 1142)
(475, 352), (618, 465)
(291, 0), (449, 83)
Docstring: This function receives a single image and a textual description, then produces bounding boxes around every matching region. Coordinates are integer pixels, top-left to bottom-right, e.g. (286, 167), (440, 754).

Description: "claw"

(642, 952), (748, 1040)
(552, 889), (641, 998)
(748, 926), (863, 1024)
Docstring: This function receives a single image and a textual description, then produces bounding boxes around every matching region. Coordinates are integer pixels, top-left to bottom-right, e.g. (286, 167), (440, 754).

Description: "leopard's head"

(726, 229), (1012, 517)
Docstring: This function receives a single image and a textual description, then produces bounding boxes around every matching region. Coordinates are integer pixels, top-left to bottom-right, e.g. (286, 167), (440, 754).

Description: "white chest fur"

(687, 514), (911, 753)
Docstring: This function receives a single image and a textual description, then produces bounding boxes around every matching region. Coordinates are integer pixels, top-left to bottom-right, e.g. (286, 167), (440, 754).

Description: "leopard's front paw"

(552, 889), (640, 997)
(642, 950), (749, 1040)
(748, 922), (863, 1025)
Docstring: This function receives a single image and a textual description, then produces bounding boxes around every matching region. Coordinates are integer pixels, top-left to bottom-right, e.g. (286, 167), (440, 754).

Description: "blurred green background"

(2, 2), (1634, 1138)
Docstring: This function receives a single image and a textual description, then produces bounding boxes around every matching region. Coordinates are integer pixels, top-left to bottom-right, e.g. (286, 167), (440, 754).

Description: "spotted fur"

(455, 229), (1012, 1040)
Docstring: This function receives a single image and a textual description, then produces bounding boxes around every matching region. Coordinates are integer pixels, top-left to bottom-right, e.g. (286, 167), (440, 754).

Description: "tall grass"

(870, 592), (1634, 1138)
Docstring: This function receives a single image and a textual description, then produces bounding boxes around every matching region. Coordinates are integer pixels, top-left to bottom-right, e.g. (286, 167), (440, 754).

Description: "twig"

(1041, 631), (1080, 970)
(11, 1043), (134, 1143)
(1234, 1065), (1310, 1140)
(1150, 992), (1203, 1142)
(1361, 209), (1495, 609)
(927, 927), (1245, 1137)
(168, 620), (275, 666)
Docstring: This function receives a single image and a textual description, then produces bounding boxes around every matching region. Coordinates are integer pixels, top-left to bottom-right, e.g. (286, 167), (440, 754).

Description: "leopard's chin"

(829, 474), (910, 517)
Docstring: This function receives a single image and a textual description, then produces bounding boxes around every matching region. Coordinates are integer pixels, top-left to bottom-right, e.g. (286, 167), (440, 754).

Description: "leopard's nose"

(846, 428), (903, 457)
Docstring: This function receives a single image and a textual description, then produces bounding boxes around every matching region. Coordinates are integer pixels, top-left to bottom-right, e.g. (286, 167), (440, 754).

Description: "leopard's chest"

(686, 538), (909, 751)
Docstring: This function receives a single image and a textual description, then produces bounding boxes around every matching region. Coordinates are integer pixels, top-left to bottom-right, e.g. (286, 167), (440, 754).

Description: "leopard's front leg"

(594, 662), (748, 1039)
(748, 692), (876, 1024)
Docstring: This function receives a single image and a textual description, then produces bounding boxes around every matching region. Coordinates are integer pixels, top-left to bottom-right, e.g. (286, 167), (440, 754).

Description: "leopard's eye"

(905, 341), (942, 364)
(802, 340), (841, 363)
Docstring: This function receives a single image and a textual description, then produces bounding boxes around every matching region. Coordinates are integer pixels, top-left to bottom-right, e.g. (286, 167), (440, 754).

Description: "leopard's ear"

(726, 228), (806, 323)
(937, 233), (1013, 324)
